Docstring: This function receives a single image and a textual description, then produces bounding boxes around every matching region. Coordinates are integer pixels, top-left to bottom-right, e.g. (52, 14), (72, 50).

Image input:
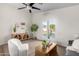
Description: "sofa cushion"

(72, 39), (79, 50)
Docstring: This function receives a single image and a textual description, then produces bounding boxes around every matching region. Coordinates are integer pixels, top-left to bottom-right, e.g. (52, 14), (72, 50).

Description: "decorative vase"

(42, 44), (47, 49)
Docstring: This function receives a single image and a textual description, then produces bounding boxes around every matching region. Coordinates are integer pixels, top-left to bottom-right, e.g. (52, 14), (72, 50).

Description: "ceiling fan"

(18, 3), (41, 13)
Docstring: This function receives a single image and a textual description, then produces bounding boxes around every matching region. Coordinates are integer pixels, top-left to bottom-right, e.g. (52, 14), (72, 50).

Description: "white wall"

(32, 5), (79, 46)
(0, 4), (32, 45)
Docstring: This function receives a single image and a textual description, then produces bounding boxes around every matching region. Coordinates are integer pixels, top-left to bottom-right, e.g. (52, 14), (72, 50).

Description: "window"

(42, 20), (55, 40)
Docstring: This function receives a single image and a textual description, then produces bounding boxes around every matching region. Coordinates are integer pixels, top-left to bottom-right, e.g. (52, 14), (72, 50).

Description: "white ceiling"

(7, 3), (79, 13)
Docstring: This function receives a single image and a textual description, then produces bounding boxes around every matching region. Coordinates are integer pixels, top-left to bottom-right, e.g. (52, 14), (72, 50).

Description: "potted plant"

(31, 24), (38, 39)
(13, 24), (16, 33)
(42, 40), (48, 49)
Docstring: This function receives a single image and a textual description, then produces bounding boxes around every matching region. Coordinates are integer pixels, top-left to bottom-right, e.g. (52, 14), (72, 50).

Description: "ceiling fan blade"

(29, 3), (35, 6)
(29, 10), (32, 13)
(32, 7), (40, 10)
(18, 7), (26, 9)
(22, 3), (27, 6)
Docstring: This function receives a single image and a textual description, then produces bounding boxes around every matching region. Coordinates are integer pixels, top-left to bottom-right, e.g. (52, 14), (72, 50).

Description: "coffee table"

(35, 43), (58, 56)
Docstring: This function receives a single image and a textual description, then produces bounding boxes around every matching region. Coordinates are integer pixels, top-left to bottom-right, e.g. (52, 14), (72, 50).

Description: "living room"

(0, 3), (79, 56)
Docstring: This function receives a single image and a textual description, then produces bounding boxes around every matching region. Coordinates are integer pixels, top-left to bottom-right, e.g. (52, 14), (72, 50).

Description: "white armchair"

(8, 38), (28, 56)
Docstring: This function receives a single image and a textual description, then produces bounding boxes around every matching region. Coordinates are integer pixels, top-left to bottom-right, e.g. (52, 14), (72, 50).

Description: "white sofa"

(66, 39), (79, 56)
(8, 38), (28, 56)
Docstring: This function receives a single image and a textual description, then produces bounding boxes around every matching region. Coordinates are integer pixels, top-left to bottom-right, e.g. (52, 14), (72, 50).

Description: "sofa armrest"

(66, 46), (79, 53)
(65, 49), (79, 56)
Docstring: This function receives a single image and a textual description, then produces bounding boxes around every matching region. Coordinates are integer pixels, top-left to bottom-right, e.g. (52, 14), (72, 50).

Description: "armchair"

(8, 38), (29, 56)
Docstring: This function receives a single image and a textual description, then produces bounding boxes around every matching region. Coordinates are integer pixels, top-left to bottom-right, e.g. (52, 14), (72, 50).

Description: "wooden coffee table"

(35, 43), (58, 56)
